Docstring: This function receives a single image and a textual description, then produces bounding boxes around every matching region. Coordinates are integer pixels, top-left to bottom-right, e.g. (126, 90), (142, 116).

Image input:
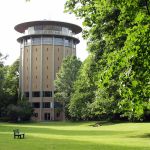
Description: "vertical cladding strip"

(52, 36), (55, 120)
(29, 37), (32, 103)
(40, 36), (43, 121)
(21, 40), (24, 97)
(63, 37), (65, 58)
(71, 39), (73, 55)
(75, 43), (76, 56)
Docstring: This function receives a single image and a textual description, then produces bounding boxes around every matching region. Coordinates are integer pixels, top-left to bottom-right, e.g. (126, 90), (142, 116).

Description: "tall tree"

(69, 54), (98, 120)
(0, 58), (19, 118)
(65, 0), (150, 121)
(54, 56), (81, 119)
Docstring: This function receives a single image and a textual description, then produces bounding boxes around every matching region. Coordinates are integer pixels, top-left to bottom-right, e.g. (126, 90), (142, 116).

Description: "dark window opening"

(54, 102), (63, 108)
(44, 113), (50, 120)
(32, 102), (40, 108)
(43, 102), (50, 108)
(43, 91), (52, 97)
(32, 91), (40, 97)
(56, 112), (60, 118)
(24, 92), (29, 98)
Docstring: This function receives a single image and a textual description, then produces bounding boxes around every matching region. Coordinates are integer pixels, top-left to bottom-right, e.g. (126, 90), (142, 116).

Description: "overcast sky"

(0, 0), (88, 65)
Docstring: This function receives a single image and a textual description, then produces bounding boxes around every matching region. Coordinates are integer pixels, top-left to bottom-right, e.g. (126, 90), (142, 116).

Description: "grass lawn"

(0, 121), (150, 150)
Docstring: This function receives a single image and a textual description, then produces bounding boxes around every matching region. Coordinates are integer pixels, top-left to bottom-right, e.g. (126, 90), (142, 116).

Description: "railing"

(26, 30), (78, 39)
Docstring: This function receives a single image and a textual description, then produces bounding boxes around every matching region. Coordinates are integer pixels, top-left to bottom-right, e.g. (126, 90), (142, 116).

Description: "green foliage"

(7, 97), (33, 122)
(0, 57), (19, 118)
(65, 0), (150, 121)
(54, 56), (81, 118)
(69, 54), (98, 120)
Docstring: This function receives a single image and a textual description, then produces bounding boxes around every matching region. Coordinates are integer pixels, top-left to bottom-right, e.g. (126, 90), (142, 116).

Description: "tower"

(15, 20), (82, 121)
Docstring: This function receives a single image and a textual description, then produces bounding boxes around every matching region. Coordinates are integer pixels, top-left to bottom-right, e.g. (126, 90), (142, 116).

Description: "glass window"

(32, 38), (41, 45)
(32, 102), (40, 108)
(54, 102), (63, 108)
(32, 91), (40, 97)
(62, 27), (68, 34)
(65, 39), (72, 47)
(54, 38), (63, 45)
(42, 102), (50, 108)
(24, 92), (29, 98)
(42, 37), (52, 44)
(34, 25), (43, 30)
(43, 91), (52, 97)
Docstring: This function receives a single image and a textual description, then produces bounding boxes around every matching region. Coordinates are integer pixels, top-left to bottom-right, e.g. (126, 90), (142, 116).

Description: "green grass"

(0, 121), (150, 150)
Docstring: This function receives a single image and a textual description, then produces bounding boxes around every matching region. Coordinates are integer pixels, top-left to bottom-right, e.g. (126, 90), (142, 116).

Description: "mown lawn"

(0, 121), (150, 150)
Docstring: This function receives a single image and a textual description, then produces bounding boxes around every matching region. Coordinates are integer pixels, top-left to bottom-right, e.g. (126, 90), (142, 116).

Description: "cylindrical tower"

(15, 20), (82, 121)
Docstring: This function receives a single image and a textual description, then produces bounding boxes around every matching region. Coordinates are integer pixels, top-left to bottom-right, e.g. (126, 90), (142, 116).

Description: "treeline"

(55, 0), (150, 121)
(0, 54), (33, 122)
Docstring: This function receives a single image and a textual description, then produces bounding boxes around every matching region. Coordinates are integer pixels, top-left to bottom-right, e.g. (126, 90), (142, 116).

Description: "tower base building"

(15, 20), (82, 121)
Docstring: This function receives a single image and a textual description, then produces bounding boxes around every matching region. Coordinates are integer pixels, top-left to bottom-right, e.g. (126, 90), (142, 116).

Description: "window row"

(23, 37), (75, 47)
(24, 91), (52, 97)
(31, 102), (62, 109)
(32, 102), (52, 108)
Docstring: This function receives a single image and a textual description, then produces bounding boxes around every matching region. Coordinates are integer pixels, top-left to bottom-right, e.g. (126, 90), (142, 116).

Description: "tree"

(0, 58), (19, 118)
(54, 56), (82, 119)
(7, 97), (33, 122)
(65, 0), (150, 121)
(69, 54), (98, 120)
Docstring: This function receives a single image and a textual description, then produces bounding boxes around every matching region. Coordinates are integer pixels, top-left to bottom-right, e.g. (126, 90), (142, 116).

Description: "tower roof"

(14, 20), (82, 34)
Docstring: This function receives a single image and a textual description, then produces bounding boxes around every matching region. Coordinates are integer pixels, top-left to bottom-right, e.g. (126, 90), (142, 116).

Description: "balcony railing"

(26, 30), (78, 39)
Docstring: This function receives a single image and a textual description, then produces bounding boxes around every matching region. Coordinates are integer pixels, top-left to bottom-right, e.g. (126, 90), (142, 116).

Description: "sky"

(0, 0), (88, 65)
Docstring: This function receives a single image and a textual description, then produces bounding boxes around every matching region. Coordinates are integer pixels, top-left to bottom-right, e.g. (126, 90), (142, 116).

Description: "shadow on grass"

(129, 133), (150, 138)
(0, 125), (133, 137)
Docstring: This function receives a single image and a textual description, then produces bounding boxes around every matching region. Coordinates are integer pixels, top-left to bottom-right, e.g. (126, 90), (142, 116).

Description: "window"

(42, 37), (53, 44)
(32, 102), (40, 108)
(34, 25), (43, 30)
(56, 112), (60, 118)
(32, 38), (41, 45)
(43, 102), (50, 108)
(24, 92), (29, 98)
(54, 38), (63, 45)
(36, 66), (37, 70)
(32, 91), (40, 97)
(47, 75), (48, 79)
(43, 91), (52, 97)
(47, 66), (48, 70)
(54, 102), (63, 108)
(65, 39), (72, 47)
(58, 57), (59, 61)
(47, 57), (48, 60)
(36, 57), (37, 61)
